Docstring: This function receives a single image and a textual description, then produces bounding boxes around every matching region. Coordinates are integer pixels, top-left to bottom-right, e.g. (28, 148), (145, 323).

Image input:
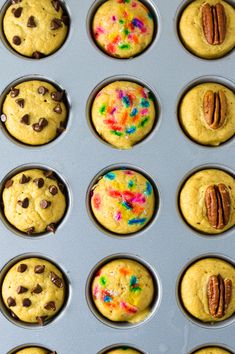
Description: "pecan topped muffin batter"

(3, 0), (69, 58)
(180, 257), (235, 322)
(179, 169), (235, 234)
(179, 0), (235, 59)
(2, 257), (66, 325)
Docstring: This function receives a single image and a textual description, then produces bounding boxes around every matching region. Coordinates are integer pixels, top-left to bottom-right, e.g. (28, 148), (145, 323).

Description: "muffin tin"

(0, 0), (234, 353)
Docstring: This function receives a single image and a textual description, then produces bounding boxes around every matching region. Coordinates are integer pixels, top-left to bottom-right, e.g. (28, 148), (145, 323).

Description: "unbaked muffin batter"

(193, 347), (231, 354)
(92, 259), (154, 323)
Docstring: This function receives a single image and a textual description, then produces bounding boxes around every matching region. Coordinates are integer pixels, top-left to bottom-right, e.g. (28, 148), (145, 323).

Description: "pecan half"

(207, 274), (232, 318)
(202, 3), (226, 45)
(205, 183), (231, 229)
(203, 90), (227, 130)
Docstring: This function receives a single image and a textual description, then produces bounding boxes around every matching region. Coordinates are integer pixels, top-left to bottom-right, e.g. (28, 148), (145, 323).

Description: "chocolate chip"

(61, 15), (69, 26)
(12, 35), (21, 45)
(40, 200), (51, 209)
(5, 179), (13, 188)
(17, 263), (27, 272)
(32, 123), (42, 132)
(10, 311), (19, 319)
(36, 315), (47, 325)
(51, 91), (64, 102)
(22, 298), (31, 307)
(44, 170), (54, 179)
(10, 88), (19, 98)
(32, 51), (43, 59)
(34, 265), (45, 274)
(51, 18), (62, 30)
(27, 226), (35, 235)
(58, 182), (65, 193)
(46, 223), (56, 233)
(54, 104), (62, 114)
(11, 0), (22, 3)
(33, 178), (44, 188)
(20, 114), (30, 125)
(1, 114), (7, 122)
(31, 284), (42, 294)
(17, 286), (28, 294)
(44, 301), (56, 311)
(51, 0), (60, 11)
(19, 174), (31, 184)
(12, 7), (23, 17)
(38, 86), (48, 95)
(7, 297), (16, 307)
(27, 15), (36, 27)
(50, 271), (63, 288)
(49, 185), (58, 195)
(56, 125), (65, 134)
(39, 117), (48, 128)
(17, 197), (29, 208)
(16, 98), (24, 108)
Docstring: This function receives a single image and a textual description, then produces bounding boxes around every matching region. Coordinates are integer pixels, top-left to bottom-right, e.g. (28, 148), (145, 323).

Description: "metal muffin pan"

(0, 0), (234, 353)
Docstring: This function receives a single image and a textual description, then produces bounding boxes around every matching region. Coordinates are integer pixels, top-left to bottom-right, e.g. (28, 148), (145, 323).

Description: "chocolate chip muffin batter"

(180, 257), (235, 322)
(179, 169), (235, 234)
(193, 347), (231, 354)
(2, 257), (66, 324)
(2, 168), (67, 234)
(3, 0), (69, 58)
(15, 348), (56, 354)
(1, 80), (67, 145)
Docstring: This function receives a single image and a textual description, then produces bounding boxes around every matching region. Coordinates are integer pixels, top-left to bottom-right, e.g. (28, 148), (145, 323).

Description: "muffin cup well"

(98, 344), (147, 354)
(176, 253), (235, 329)
(189, 343), (234, 354)
(86, 163), (160, 238)
(0, 75), (71, 149)
(86, 0), (159, 60)
(0, 0), (71, 60)
(0, 163), (71, 238)
(8, 344), (55, 354)
(0, 253), (71, 329)
(176, 75), (235, 148)
(86, 74), (161, 150)
(86, 253), (161, 329)
(177, 163), (235, 238)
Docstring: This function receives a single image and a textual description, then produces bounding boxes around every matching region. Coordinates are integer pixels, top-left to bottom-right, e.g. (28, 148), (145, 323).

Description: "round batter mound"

(179, 83), (235, 146)
(90, 169), (155, 234)
(1, 80), (67, 145)
(92, 259), (154, 323)
(2, 257), (66, 324)
(15, 348), (55, 354)
(92, 0), (155, 58)
(179, 169), (235, 234)
(180, 257), (235, 322)
(106, 349), (141, 354)
(91, 81), (156, 149)
(193, 348), (231, 354)
(3, 0), (69, 58)
(2, 168), (67, 234)
(179, 0), (235, 59)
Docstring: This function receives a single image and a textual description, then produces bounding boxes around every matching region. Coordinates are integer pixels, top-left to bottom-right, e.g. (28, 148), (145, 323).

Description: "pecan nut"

(205, 183), (231, 229)
(207, 274), (232, 318)
(202, 3), (226, 45)
(203, 90), (227, 129)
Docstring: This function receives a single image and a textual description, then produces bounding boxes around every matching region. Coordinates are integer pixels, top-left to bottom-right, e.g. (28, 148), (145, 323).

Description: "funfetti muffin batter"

(179, 0), (235, 59)
(106, 348), (141, 354)
(92, 0), (155, 58)
(15, 348), (55, 354)
(180, 258), (235, 322)
(3, 0), (69, 58)
(92, 81), (156, 149)
(92, 259), (154, 323)
(2, 80), (67, 145)
(91, 169), (155, 234)
(179, 169), (235, 234)
(2, 257), (66, 325)
(194, 347), (231, 354)
(2, 168), (66, 234)
(179, 83), (235, 146)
